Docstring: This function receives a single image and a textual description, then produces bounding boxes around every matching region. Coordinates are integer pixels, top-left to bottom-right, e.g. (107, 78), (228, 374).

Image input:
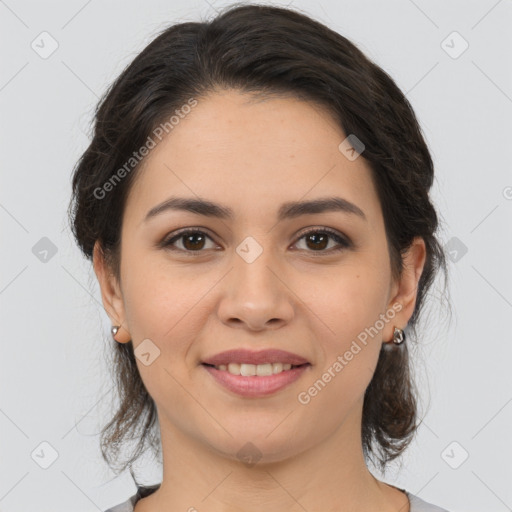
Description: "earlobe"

(110, 324), (131, 344)
(92, 241), (131, 343)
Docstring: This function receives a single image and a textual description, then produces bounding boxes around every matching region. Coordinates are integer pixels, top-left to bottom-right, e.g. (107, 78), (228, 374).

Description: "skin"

(94, 89), (426, 512)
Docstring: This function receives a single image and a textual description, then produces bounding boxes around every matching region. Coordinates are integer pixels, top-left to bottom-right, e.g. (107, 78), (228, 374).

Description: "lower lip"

(201, 364), (311, 397)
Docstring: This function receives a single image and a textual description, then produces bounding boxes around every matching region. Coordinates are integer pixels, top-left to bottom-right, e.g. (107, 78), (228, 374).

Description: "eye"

(160, 227), (351, 255)
(292, 227), (351, 253)
(161, 229), (218, 253)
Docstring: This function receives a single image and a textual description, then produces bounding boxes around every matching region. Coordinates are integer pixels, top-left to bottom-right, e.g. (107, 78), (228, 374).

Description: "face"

(95, 89), (424, 464)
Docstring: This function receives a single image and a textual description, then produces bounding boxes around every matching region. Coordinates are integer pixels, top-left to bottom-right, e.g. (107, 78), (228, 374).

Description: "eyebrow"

(144, 196), (367, 223)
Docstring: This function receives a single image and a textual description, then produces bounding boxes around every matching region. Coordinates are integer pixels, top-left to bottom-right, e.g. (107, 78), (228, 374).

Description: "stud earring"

(111, 325), (120, 339)
(392, 326), (405, 345)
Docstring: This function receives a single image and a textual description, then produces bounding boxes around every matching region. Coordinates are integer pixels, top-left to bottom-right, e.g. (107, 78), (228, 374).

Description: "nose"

(216, 243), (295, 332)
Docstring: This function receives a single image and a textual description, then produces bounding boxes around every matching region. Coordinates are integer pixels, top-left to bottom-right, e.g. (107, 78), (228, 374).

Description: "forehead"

(124, 90), (381, 228)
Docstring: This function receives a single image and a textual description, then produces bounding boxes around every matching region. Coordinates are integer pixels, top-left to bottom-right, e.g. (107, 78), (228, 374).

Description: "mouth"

(200, 349), (312, 398)
(200, 348), (312, 397)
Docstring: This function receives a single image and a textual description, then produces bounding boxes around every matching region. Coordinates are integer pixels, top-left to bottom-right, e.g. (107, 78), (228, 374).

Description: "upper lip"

(201, 349), (310, 366)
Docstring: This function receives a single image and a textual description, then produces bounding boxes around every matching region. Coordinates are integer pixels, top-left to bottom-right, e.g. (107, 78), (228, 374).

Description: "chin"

(204, 430), (311, 468)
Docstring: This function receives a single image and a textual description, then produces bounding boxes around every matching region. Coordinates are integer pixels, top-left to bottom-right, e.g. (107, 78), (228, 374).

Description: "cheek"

(300, 263), (389, 339)
(301, 266), (388, 389)
(300, 281), (385, 414)
(121, 267), (213, 402)
(121, 263), (221, 390)
(121, 247), (199, 333)
(299, 344), (380, 428)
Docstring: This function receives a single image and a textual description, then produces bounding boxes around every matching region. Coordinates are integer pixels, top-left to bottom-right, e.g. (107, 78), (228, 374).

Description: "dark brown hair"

(68, 3), (449, 478)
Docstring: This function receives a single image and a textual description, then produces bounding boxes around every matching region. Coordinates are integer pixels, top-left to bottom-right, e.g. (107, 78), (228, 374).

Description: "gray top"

(104, 485), (450, 511)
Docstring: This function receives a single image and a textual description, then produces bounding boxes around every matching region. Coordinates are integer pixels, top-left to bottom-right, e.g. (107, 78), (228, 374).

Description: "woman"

(68, 4), (450, 511)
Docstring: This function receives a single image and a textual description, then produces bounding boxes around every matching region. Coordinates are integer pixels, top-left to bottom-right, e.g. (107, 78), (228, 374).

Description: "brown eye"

(181, 232), (206, 250)
(162, 230), (216, 252)
(294, 228), (351, 253)
(304, 232), (329, 250)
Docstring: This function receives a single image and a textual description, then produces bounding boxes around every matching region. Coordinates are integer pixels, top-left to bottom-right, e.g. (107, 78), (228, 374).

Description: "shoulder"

(406, 491), (450, 512)
(103, 484), (160, 512)
(104, 486), (450, 512)
(103, 494), (136, 512)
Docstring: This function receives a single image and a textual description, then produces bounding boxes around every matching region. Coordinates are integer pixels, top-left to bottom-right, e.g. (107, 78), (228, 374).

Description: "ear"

(383, 236), (426, 343)
(92, 240), (131, 343)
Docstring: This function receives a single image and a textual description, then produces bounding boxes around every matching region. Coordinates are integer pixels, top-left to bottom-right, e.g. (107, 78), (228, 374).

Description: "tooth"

(218, 362), (295, 375)
(256, 363), (273, 376)
(228, 363), (241, 375)
(240, 363), (256, 376)
(272, 363), (284, 374)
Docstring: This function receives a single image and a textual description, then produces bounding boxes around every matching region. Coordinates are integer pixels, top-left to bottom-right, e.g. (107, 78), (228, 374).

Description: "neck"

(136, 403), (408, 512)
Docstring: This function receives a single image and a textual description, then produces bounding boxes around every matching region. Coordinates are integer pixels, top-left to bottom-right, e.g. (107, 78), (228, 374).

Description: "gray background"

(1, 0), (511, 511)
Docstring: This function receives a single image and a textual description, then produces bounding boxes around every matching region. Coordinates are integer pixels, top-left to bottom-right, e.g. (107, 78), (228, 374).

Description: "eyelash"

(160, 227), (351, 255)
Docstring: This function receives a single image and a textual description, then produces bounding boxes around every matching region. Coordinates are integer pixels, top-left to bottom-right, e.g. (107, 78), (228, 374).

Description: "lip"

(202, 364), (311, 397)
(201, 349), (310, 366)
